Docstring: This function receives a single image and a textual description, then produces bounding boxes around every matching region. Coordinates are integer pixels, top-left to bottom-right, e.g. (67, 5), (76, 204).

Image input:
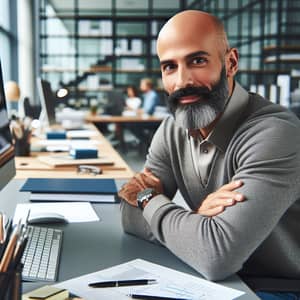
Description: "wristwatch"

(137, 188), (158, 210)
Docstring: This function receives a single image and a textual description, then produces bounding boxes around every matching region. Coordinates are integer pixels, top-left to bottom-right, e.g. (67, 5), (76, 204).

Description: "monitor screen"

(103, 90), (125, 116)
(0, 60), (16, 191)
(37, 78), (56, 126)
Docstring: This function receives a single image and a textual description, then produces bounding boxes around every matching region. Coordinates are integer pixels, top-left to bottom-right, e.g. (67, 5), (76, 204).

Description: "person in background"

(124, 85), (142, 113)
(125, 80), (161, 150)
(139, 78), (160, 115)
(118, 10), (300, 300)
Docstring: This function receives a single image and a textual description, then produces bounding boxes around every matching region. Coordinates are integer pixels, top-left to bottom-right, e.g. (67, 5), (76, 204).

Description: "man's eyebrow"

(185, 50), (210, 60)
(159, 51), (210, 66)
(159, 59), (174, 67)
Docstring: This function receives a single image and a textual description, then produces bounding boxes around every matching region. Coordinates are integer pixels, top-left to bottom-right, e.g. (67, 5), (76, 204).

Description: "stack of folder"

(20, 178), (118, 203)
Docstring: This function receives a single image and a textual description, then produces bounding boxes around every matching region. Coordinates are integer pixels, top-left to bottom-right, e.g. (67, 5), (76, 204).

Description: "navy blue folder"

(20, 178), (117, 195)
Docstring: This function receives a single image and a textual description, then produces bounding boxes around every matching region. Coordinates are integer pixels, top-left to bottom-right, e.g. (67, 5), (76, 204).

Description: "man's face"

(140, 80), (147, 93)
(166, 66), (229, 129)
(157, 17), (233, 130)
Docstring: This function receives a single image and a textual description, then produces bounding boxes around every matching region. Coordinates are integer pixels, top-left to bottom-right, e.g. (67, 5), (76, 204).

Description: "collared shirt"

(189, 136), (216, 186)
(188, 82), (248, 186)
(142, 90), (159, 115)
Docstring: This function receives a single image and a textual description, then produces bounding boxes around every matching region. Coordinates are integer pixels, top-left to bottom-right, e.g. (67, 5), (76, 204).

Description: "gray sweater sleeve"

(121, 115), (300, 281)
(120, 118), (178, 243)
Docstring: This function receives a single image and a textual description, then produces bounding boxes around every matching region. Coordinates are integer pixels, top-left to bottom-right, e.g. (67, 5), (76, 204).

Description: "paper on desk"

(13, 202), (100, 225)
(54, 259), (244, 300)
(66, 130), (98, 138)
(36, 139), (101, 147)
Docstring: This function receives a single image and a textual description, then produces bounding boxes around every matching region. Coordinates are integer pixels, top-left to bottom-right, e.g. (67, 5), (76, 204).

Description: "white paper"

(30, 193), (116, 203)
(36, 139), (100, 147)
(66, 130), (98, 138)
(54, 259), (244, 300)
(13, 202), (100, 225)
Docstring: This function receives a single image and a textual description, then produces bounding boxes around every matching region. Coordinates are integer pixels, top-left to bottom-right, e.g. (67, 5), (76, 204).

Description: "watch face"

(137, 188), (153, 201)
(137, 188), (154, 209)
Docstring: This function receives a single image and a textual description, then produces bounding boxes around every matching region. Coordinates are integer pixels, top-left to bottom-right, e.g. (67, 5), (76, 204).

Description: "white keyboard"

(21, 225), (63, 281)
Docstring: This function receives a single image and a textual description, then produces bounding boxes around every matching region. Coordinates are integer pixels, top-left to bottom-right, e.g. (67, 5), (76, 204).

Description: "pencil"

(0, 213), (3, 243)
(0, 227), (19, 272)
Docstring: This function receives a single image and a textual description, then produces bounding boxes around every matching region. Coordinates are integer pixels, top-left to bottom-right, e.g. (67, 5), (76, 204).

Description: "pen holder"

(0, 266), (22, 300)
(13, 129), (31, 156)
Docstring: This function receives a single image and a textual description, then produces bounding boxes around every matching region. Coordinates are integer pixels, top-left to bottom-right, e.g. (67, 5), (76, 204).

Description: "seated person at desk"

(125, 80), (160, 148)
(123, 85), (142, 116)
(118, 10), (300, 300)
(140, 78), (160, 116)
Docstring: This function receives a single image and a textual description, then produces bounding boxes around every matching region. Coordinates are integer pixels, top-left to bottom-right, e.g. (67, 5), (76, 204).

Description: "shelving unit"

(36, 0), (181, 104)
(36, 0), (300, 107)
(191, 0), (300, 105)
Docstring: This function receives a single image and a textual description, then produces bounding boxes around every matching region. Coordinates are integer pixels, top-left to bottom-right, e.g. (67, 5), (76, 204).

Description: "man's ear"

(226, 48), (239, 77)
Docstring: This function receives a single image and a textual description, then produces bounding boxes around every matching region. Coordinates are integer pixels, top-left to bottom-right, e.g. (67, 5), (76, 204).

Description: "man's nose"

(175, 66), (194, 90)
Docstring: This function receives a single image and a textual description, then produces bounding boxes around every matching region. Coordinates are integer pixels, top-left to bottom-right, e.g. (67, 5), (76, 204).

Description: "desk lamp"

(4, 80), (21, 116)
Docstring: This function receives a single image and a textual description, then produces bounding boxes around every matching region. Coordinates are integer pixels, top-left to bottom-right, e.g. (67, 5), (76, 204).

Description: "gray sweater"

(120, 82), (300, 291)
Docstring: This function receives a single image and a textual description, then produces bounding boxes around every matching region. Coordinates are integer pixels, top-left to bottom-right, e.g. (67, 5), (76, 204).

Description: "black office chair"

(23, 97), (41, 119)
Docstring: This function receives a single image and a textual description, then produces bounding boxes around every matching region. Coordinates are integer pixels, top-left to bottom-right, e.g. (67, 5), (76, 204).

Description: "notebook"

(20, 178), (119, 203)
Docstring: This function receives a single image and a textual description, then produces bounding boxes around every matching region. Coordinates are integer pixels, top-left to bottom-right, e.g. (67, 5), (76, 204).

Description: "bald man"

(119, 10), (300, 299)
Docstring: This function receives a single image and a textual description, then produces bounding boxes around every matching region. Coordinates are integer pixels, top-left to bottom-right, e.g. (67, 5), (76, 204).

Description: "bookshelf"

(36, 0), (180, 104)
(36, 0), (300, 107)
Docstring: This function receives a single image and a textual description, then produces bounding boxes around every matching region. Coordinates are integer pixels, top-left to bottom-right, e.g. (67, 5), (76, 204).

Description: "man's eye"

(162, 64), (176, 72)
(191, 57), (207, 64)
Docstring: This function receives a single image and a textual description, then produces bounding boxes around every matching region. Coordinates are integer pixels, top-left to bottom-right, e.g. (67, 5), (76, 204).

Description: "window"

(0, 0), (17, 82)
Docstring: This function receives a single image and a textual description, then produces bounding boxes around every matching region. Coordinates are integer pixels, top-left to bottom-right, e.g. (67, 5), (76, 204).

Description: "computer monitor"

(37, 77), (56, 126)
(0, 60), (16, 190)
(103, 90), (125, 115)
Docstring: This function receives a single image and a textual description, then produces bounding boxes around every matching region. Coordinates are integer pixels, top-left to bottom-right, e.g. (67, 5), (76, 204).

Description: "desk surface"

(1, 179), (259, 299)
(85, 114), (164, 123)
(15, 125), (134, 179)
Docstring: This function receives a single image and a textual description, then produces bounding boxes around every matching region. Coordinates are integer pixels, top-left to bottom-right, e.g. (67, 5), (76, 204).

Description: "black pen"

(88, 279), (157, 288)
(128, 294), (192, 300)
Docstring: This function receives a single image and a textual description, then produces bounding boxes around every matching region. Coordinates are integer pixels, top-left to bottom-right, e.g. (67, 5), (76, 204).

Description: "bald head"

(157, 10), (229, 58)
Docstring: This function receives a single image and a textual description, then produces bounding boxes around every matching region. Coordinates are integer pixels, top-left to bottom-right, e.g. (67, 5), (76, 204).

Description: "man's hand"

(196, 180), (245, 217)
(118, 168), (163, 207)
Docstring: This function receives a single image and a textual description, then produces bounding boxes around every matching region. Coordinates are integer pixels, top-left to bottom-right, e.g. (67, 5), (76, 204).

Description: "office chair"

(23, 97), (41, 119)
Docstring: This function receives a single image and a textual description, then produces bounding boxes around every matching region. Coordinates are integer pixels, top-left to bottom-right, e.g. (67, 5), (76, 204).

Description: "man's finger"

(143, 168), (160, 182)
(218, 180), (243, 191)
(198, 206), (224, 217)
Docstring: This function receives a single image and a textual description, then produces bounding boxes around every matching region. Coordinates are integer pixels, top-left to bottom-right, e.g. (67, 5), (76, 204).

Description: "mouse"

(28, 212), (68, 224)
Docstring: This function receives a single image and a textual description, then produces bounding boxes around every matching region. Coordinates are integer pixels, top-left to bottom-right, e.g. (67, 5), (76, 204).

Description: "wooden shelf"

(263, 45), (300, 52)
(264, 55), (300, 64)
(41, 67), (160, 73)
(40, 34), (157, 39)
(40, 14), (169, 21)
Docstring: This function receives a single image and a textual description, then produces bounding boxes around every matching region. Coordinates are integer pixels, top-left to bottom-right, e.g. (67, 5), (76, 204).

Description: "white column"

(17, 0), (35, 116)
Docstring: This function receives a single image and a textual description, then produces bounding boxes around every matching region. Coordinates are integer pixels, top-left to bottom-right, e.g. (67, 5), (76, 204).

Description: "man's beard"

(166, 66), (229, 130)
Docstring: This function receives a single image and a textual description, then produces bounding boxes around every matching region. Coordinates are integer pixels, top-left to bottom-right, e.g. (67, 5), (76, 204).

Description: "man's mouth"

(179, 95), (200, 105)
